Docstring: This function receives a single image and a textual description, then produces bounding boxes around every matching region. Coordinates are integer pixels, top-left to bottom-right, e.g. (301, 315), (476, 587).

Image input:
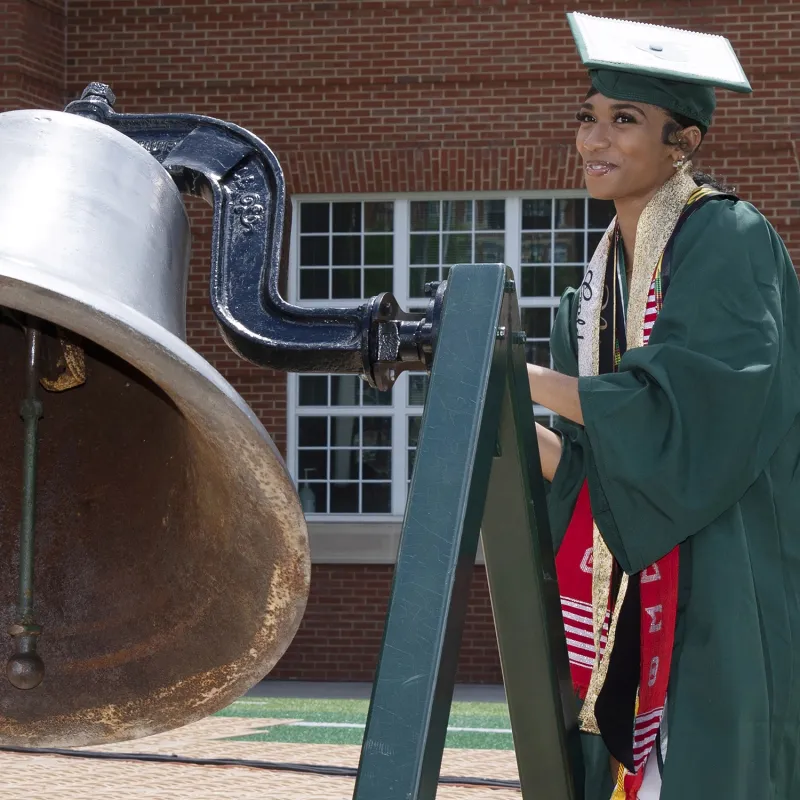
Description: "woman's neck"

(614, 193), (653, 274)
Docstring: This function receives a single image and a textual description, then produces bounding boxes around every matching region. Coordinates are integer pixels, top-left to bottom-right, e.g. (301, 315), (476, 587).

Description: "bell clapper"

(7, 320), (45, 690)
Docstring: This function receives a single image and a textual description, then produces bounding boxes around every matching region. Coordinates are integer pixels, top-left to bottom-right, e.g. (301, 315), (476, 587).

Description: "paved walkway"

(0, 683), (519, 799)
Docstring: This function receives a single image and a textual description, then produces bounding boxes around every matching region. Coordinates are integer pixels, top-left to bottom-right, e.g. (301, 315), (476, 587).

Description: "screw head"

(504, 280), (516, 294)
(495, 326), (507, 340)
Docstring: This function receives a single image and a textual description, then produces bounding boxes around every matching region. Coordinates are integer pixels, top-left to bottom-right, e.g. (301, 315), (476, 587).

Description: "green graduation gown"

(547, 196), (800, 799)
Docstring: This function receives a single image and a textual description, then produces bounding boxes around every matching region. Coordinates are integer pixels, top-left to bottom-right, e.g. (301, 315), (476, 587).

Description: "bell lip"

(0, 257), (311, 747)
(0, 253), (279, 459)
(1, 109), (191, 234)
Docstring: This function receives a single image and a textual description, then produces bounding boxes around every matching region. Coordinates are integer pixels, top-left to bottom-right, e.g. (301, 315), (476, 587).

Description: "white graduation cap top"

(567, 12), (752, 93)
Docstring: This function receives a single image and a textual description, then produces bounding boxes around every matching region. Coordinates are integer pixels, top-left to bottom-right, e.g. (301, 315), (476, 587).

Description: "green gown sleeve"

(545, 288), (590, 551)
(579, 198), (798, 575)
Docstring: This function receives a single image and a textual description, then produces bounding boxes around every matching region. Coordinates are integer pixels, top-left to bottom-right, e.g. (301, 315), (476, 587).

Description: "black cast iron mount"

(65, 83), (446, 390)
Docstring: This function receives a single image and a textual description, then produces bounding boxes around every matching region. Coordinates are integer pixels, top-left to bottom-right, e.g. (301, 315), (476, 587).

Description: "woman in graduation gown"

(531, 13), (800, 800)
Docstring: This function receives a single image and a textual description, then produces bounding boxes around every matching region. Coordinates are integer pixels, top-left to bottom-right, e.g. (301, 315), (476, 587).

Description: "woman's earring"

(673, 157), (686, 169)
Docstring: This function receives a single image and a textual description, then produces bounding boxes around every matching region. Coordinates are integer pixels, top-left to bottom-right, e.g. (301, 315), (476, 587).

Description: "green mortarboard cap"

(567, 12), (751, 130)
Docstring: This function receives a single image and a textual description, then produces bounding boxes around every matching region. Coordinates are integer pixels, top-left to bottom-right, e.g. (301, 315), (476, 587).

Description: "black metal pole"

(7, 321), (45, 690)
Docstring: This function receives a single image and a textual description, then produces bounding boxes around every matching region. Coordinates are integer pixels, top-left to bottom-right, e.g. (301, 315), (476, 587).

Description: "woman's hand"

(527, 363), (584, 426)
(535, 422), (563, 482)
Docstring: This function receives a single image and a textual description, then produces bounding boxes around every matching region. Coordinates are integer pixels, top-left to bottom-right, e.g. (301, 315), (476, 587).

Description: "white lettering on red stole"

(645, 604), (663, 633)
(580, 547), (593, 574)
(641, 563), (661, 583)
(648, 656), (660, 688)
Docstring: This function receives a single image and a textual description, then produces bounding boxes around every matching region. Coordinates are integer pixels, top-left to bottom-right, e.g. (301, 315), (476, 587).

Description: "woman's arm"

(536, 422), (563, 482)
(527, 363), (584, 426)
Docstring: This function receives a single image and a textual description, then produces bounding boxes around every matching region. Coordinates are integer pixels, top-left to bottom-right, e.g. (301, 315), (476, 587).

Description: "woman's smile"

(583, 160), (618, 177)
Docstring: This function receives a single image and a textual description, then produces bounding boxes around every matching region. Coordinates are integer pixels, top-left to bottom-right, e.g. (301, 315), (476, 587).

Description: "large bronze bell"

(0, 104), (310, 746)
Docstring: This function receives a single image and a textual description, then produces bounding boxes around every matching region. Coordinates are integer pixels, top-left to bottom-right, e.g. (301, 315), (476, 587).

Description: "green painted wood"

(353, 264), (580, 800)
(481, 283), (581, 798)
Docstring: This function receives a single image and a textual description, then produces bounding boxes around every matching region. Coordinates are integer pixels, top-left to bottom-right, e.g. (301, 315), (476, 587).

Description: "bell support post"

(352, 263), (582, 800)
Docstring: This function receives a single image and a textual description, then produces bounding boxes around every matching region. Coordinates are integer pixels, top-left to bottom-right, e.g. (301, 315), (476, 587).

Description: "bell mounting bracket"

(65, 83), (440, 390)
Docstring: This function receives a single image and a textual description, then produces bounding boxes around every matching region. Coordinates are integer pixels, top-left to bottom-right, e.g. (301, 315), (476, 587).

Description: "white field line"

(286, 721), (512, 734)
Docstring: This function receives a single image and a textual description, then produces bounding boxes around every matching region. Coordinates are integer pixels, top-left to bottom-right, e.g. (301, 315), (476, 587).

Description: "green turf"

(215, 697), (514, 750)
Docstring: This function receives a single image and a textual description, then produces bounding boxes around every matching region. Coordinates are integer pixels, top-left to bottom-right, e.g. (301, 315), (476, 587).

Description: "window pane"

(362, 483), (391, 513)
(442, 200), (472, 231)
(298, 375), (328, 405)
(410, 201), (439, 231)
(521, 266), (552, 297)
(554, 232), (585, 263)
(442, 233), (471, 264)
(475, 233), (505, 263)
(332, 236), (361, 266)
(362, 416), (392, 447)
(299, 269), (329, 300)
(332, 268), (361, 299)
(364, 202), (393, 232)
(588, 198), (616, 229)
(521, 233), (551, 264)
(554, 266), (585, 295)
(408, 374), (428, 406)
(521, 307), (553, 339)
(364, 267), (394, 295)
(525, 341), (551, 367)
(410, 234), (439, 265)
(362, 449), (391, 480)
(362, 383), (392, 406)
(408, 416), (422, 448)
(298, 449), (328, 480)
(364, 234), (393, 265)
(300, 237), (329, 266)
(330, 483), (359, 513)
(331, 375), (360, 406)
(522, 199), (551, 230)
(475, 199), (505, 230)
(332, 202), (361, 233)
(331, 416), (359, 447)
(555, 198), (585, 229)
(330, 449), (359, 481)
(408, 449), (417, 479)
(300, 203), (329, 233)
(299, 482), (326, 513)
(298, 416), (327, 447)
(409, 266), (440, 297)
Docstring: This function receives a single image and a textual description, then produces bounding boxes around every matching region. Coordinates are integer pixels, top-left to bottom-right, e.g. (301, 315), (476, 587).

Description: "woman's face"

(575, 92), (683, 203)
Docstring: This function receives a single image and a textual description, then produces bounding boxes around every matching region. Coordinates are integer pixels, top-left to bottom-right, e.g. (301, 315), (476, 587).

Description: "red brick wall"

(1, 0), (795, 682)
(65, 0), (800, 255)
(271, 565), (502, 683)
(0, 0), (65, 110)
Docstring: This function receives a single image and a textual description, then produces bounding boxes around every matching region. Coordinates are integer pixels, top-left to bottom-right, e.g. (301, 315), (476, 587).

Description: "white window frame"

(287, 190), (596, 526)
